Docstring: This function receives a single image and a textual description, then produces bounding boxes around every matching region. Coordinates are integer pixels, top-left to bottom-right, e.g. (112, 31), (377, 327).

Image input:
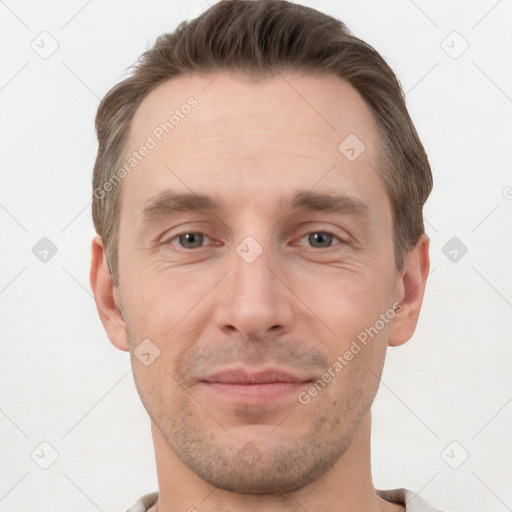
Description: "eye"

(167, 232), (211, 249)
(298, 231), (342, 249)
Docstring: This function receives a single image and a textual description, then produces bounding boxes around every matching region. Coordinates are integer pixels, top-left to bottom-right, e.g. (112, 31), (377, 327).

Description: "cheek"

(291, 269), (396, 394)
(298, 275), (392, 409)
(120, 264), (217, 351)
(289, 262), (395, 338)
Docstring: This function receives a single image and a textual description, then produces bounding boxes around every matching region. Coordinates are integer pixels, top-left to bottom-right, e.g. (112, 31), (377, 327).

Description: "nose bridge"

(234, 237), (274, 297)
(232, 235), (279, 312)
(213, 234), (293, 336)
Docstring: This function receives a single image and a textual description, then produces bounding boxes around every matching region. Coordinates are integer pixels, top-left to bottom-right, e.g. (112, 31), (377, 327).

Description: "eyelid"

(158, 223), (350, 249)
(158, 221), (215, 243)
(294, 223), (350, 243)
(295, 230), (345, 247)
(164, 231), (215, 248)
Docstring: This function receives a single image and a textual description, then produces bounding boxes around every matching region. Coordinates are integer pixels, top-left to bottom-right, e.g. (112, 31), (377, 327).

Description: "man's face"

(115, 72), (403, 493)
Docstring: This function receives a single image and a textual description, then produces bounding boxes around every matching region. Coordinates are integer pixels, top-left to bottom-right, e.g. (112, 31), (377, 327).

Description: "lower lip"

(201, 382), (308, 405)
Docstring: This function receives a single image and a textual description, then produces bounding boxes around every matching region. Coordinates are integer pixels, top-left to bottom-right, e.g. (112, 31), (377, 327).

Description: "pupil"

(310, 232), (332, 247)
(181, 233), (203, 248)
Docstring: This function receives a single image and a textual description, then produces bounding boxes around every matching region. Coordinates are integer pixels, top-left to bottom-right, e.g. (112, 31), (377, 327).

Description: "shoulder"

(377, 488), (449, 512)
(124, 491), (159, 512)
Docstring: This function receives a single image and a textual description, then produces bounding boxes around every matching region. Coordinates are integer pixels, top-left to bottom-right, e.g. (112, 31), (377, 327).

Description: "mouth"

(199, 368), (313, 405)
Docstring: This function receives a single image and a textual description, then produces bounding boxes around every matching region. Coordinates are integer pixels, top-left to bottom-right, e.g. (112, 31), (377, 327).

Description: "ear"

(387, 233), (430, 347)
(89, 234), (129, 352)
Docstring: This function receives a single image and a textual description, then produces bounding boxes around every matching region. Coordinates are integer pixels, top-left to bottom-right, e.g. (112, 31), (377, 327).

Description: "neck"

(151, 412), (401, 512)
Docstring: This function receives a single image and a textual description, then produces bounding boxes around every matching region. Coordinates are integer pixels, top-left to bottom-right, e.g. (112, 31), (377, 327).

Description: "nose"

(212, 239), (295, 340)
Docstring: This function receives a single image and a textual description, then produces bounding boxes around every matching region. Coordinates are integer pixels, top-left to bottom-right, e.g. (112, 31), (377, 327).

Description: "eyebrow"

(142, 191), (218, 222)
(286, 190), (368, 217)
(140, 189), (369, 225)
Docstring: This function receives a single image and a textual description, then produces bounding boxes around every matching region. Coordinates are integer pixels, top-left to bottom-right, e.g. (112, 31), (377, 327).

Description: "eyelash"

(164, 230), (345, 250)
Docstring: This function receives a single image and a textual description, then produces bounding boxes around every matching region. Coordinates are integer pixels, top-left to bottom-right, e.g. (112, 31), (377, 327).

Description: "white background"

(1, 1), (511, 511)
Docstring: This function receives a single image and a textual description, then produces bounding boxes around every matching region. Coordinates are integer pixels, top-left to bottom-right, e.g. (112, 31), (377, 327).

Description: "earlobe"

(387, 233), (430, 347)
(89, 235), (130, 352)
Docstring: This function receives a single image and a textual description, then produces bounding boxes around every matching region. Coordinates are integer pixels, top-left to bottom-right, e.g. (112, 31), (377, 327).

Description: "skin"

(90, 71), (430, 512)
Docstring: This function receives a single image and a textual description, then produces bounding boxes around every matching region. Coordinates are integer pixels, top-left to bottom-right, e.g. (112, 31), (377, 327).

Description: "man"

(90, 1), (444, 510)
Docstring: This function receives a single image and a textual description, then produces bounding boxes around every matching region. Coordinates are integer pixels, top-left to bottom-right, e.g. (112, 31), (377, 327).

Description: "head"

(91, 0), (431, 496)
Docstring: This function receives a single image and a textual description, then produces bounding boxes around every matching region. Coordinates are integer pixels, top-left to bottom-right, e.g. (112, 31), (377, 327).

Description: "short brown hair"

(92, 0), (432, 285)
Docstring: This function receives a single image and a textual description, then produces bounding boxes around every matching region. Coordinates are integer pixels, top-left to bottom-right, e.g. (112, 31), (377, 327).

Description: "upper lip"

(201, 368), (312, 384)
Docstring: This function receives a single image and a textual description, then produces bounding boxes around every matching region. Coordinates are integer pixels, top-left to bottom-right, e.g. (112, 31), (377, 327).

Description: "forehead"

(128, 71), (378, 154)
(121, 71), (388, 222)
